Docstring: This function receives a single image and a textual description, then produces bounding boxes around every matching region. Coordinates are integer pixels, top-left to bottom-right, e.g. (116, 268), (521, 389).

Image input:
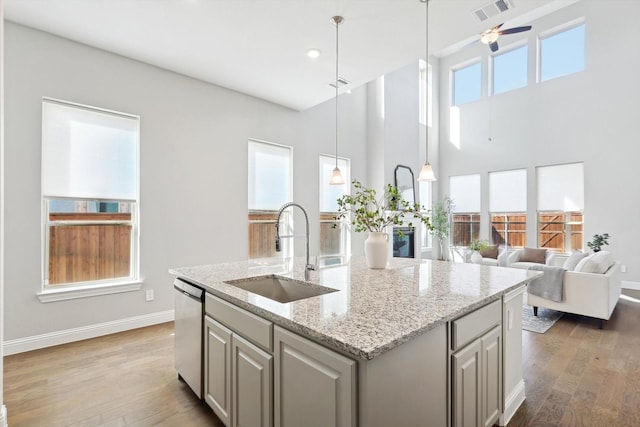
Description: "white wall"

(436, 1), (640, 282)
(3, 21), (423, 345)
(0, 0), (6, 423)
(2, 22), (374, 342)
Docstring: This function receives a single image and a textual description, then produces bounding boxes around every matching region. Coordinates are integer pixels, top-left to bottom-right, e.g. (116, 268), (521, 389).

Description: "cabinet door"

(204, 316), (232, 426)
(274, 326), (356, 427)
(452, 339), (482, 427)
(232, 334), (273, 427)
(481, 325), (502, 427)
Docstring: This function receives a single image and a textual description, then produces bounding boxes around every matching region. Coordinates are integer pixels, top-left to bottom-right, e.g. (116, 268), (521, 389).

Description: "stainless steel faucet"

(275, 202), (316, 280)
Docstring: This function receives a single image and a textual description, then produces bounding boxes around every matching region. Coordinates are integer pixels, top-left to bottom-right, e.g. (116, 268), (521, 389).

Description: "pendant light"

(417, 0), (437, 182)
(329, 15), (346, 185)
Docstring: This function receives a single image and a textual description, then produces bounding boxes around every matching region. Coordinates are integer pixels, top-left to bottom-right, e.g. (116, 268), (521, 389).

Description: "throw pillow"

(480, 244), (499, 259)
(575, 251), (614, 274)
(519, 247), (547, 264)
(562, 250), (587, 271)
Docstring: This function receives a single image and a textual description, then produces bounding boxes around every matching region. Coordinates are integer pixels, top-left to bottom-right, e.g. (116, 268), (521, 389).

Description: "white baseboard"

(0, 404), (7, 427)
(499, 379), (526, 426)
(3, 309), (175, 356)
(622, 280), (640, 291)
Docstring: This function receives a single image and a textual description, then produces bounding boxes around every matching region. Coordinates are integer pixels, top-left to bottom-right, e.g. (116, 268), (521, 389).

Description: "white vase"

(470, 251), (482, 264)
(365, 231), (389, 269)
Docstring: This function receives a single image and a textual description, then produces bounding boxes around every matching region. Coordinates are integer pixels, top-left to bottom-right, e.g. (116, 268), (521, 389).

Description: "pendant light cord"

(335, 17), (340, 169)
(424, 0), (429, 160)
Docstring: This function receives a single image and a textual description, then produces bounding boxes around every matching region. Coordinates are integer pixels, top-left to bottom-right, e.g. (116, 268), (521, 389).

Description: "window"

(319, 155), (350, 263)
(248, 140), (293, 260)
(419, 60), (432, 126)
(492, 45), (528, 95)
(419, 180), (433, 250)
(537, 163), (584, 252)
(489, 169), (527, 248)
(450, 174), (481, 246)
(539, 23), (585, 82)
(452, 61), (482, 106)
(42, 98), (139, 290)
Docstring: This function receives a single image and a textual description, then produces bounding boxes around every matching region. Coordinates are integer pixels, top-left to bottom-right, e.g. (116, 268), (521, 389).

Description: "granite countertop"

(170, 257), (540, 360)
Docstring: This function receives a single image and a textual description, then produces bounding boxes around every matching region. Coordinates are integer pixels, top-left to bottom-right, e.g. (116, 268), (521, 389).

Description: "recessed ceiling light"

(306, 48), (321, 59)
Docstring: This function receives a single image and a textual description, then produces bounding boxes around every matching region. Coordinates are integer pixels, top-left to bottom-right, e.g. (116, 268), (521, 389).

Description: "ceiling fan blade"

(499, 25), (532, 36)
(489, 41), (499, 52)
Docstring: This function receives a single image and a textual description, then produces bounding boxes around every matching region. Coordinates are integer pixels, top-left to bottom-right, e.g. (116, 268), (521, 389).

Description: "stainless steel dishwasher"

(174, 278), (204, 399)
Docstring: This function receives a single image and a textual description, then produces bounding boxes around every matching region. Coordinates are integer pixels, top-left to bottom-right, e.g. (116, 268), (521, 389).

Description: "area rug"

(522, 301), (563, 333)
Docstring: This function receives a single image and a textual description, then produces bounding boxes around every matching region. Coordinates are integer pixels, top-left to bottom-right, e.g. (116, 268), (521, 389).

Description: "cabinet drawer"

(205, 293), (273, 352)
(451, 299), (501, 351)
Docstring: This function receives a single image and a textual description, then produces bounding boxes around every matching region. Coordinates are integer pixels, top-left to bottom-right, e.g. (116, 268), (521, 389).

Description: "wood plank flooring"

(3, 323), (223, 426)
(4, 290), (640, 426)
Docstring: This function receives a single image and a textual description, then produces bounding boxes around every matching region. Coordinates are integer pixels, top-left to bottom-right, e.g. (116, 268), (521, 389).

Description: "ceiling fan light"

(480, 32), (499, 45)
(417, 162), (437, 182)
(329, 167), (345, 185)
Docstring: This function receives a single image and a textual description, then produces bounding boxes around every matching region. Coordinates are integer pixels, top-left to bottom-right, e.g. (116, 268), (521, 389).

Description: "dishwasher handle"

(174, 278), (204, 301)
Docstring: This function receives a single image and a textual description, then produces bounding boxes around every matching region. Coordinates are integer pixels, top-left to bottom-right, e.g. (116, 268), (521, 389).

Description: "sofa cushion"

(480, 244), (499, 259)
(519, 247), (547, 264)
(563, 250), (587, 271)
(575, 251), (614, 274)
(510, 261), (545, 270)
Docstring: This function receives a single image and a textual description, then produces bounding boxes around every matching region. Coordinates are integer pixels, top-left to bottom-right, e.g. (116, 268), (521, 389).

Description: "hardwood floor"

(3, 323), (223, 427)
(508, 289), (640, 427)
(4, 291), (640, 426)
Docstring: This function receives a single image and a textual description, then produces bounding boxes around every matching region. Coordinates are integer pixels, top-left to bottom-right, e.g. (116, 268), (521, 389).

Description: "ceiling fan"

(479, 23), (532, 52)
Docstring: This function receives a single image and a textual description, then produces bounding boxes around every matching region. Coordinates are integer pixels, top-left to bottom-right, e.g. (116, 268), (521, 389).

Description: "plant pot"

(365, 231), (389, 269)
(470, 251), (482, 264)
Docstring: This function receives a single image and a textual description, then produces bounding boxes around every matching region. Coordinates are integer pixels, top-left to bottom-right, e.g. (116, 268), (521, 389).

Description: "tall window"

(539, 22), (585, 82)
(452, 61), (482, 106)
(450, 174), (481, 246)
(537, 163), (584, 253)
(42, 98), (139, 288)
(419, 180), (433, 250)
(489, 169), (527, 248)
(248, 140), (293, 260)
(319, 155), (350, 263)
(492, 45), (528, 95)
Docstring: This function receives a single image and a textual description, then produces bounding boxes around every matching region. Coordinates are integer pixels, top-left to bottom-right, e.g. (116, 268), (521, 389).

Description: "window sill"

(37, 280), (143, 303)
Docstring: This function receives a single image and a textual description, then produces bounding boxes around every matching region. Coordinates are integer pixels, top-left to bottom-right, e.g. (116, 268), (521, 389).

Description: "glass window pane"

(493, 45), (528, 95)
(453, 62), (481, 106)
(319, 155), (350, 213)
(540, 24), (585, 82)
(491, 213), (526, 248)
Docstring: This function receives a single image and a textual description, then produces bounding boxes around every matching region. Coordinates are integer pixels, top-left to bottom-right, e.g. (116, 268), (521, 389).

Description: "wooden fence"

(48, 212), (132, 285)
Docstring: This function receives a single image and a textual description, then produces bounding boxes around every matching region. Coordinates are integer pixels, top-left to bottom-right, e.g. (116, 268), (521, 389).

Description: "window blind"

(248, 140), (292, 211)
(537, 163), (584, 211)
(450, 174), (481, 213)
(489, 169), (527, 212)
(42, 98), (139, 201)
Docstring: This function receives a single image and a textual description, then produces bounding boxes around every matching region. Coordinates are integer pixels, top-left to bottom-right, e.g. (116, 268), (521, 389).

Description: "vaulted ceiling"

(4, 0), (579, 110)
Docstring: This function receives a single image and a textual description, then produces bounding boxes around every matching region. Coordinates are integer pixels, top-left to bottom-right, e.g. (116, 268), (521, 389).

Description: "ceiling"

(4, 0), (579, 111)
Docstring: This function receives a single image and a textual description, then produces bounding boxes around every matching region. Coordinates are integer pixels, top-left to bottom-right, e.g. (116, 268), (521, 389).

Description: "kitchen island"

(171, 257), (540, 427)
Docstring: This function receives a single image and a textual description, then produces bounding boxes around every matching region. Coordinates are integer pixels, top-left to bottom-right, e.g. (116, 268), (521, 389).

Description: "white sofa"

(507, 249), (621, 328)
(507, 248), (557, 269)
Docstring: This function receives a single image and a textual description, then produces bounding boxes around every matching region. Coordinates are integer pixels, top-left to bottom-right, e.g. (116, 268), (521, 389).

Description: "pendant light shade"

(418, 0), (437, 182)
(329, 15), (345, 185)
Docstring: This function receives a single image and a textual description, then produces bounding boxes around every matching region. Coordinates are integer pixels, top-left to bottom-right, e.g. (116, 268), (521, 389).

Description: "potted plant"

(430, 196), (453, 260)
(335, 180), (432, 268)
(587, 233), (610, 252)
(469, 239), (490, 264)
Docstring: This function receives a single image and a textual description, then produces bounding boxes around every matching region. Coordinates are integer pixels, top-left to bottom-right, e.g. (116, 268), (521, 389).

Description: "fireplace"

(393, 227), (415, 258)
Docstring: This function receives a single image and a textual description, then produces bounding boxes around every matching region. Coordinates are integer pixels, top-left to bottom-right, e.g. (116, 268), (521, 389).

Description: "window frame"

(490, 212), (527, 249)
(318, 154), (351, 264)
(39, 98), (141, 302)
(537, 19), (586, 83)
(451, 59), (482, 107)
(491, 42), (528, 96)
(538, 211), (584, 254)
(451, 213), (481, 248)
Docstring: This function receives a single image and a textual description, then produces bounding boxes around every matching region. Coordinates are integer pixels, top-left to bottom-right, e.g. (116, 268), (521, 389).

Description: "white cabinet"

(232, 333), (273, 427)
(451, 300), (503, 427)
(204, 316), (232, 426)
(204, 294), (273, 427)
(274, 326), (356, 427)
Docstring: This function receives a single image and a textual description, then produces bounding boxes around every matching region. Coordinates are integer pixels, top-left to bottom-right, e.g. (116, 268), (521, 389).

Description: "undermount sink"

(224, 275), (338, 303)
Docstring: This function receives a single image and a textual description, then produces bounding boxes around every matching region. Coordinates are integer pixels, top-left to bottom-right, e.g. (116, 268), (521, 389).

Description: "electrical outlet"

(621, 265), (627, 273)
(146, 289), (154, 301)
